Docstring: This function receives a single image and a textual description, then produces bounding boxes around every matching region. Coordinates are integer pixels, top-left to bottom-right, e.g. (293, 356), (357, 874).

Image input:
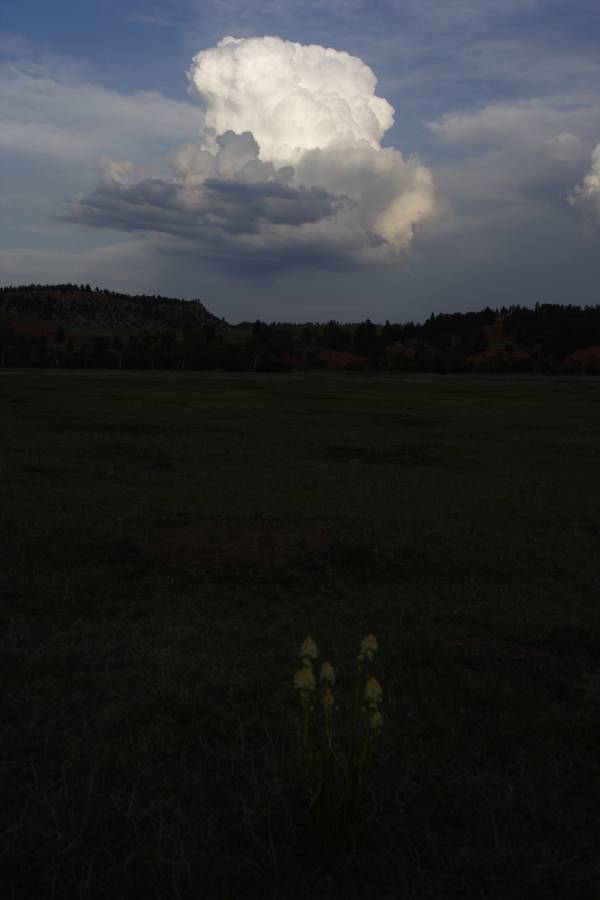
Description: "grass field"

(3, 370), (600, 899)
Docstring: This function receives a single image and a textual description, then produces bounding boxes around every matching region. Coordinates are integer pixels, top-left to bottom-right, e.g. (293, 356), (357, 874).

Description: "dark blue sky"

(2, 0), (600, 321)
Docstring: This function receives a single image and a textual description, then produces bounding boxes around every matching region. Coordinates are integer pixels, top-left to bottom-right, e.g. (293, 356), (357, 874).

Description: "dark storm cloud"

(63, 171), (355, 274)
(202, 179), (344, 227)
(65, 175), (345, 235)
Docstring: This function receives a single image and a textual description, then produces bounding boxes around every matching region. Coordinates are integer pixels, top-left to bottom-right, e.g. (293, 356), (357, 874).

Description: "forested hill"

(3, 286), (600, 373)
(0, 284), (220, 330)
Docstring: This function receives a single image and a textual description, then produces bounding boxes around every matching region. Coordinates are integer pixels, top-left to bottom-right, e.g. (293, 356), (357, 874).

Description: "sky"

(1, 0), (600, 323)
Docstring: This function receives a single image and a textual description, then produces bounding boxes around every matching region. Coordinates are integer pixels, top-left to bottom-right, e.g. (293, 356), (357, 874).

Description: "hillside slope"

(0, 284), (221, 330)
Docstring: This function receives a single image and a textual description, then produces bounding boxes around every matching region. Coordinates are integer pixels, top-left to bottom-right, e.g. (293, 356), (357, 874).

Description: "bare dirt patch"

(146, 518), (335, 573)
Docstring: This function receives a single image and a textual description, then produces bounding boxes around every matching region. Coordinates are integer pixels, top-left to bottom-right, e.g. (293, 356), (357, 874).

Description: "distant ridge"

(0, 284), (221, 330)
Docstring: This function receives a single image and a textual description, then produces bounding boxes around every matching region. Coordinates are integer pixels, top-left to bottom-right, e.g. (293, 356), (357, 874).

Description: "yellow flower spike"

(358, 634), (378, 662)
(300, 635), (318, 661)
(292, 633), (385, 851)
(364, 676), (383, 707)
(294, 667), (316, 692)
(320, 661), (336, 685)
(370, 711), (384, 730)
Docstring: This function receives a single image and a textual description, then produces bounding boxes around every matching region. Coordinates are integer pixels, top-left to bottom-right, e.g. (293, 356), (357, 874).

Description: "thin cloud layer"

(0, 62), (200, 163)
(427, 97), (597, 153)
(65, 35), (436, 276)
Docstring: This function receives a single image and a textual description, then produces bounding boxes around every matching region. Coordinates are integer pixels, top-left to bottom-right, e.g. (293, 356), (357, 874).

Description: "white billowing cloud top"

(569, 143), (600, 217)
(66, 36), (436, 276)
(188, 35), (395, 163)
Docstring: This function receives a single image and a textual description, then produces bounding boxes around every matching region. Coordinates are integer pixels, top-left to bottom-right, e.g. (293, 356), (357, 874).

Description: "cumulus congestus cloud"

(188, 35), (394, 161)
(65, 35), (436, 275)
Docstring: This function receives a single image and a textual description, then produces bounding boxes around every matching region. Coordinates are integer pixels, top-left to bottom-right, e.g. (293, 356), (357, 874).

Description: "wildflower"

(364, 676), (383, 707)
(300, 635), (318, 661)
(370, 711), (384, 731)
(320, 661), (336, 685)
(358, 634), (378, 662)
(292, 632), (385, 853)
(294, 667), (316, 692)
(323, 687), (334, 709)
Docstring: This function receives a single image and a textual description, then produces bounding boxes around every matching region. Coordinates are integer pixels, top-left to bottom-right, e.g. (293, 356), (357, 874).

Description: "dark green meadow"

(3, 370), (600, 899)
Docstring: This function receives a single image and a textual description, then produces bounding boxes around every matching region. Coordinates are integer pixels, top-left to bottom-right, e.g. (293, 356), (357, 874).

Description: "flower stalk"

(292, 633), (384, 854)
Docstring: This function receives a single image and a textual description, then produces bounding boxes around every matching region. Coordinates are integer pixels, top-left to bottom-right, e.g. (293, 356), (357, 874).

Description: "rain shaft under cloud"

(65, 35), (436, 276)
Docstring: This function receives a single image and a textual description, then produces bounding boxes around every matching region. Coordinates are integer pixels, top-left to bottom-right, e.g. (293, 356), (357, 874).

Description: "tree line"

(2, 288), (600, 372)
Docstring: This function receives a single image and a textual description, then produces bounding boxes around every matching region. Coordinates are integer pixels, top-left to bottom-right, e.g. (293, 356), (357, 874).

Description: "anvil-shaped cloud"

(65, 35), (436, 276)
